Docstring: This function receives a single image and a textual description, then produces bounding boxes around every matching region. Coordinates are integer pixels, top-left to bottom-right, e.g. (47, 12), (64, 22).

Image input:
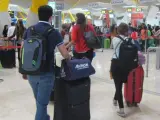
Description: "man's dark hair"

(38, 5), (53, 22)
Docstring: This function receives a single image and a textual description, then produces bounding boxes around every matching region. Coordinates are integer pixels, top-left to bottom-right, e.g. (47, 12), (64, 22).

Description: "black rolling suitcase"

(0, 40), (16, 68)
(54, 66), (91, 120)
(0, 49), (16, 68)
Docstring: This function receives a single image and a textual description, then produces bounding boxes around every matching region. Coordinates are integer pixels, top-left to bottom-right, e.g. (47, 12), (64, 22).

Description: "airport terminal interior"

(0, 0), (160, 120)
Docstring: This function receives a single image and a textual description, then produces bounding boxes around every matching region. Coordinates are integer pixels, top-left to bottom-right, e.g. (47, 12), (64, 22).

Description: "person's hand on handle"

(58, 43), (72, 60)
(22, 74), (27, 80)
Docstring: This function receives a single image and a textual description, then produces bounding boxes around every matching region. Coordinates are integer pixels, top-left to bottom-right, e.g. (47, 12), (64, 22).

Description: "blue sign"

(56, 3), (64, 10)
(48, 2), (56, 9)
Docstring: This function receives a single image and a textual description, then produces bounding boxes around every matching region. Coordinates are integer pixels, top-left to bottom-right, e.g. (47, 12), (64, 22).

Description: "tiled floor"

(0, 50), (160, 120)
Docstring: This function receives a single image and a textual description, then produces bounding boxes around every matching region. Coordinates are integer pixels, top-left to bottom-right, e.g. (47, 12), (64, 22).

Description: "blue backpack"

(19, 26), (54, 75)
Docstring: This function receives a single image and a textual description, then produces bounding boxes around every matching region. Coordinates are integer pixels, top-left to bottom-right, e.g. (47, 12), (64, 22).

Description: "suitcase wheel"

(133, 103), (138, 107)
(126, 102), (138, 107)
(126, 101), (132, 107)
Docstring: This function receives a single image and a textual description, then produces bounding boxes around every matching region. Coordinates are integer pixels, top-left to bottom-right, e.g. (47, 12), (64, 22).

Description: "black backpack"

(116, 36), (138, 72)
(19, 26), (54, 75)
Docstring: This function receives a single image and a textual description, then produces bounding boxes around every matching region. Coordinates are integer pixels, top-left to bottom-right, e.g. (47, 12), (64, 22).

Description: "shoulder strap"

(30, 26), (36, 36)
(114, 36), (126, 59)
(30, 26), (54, 38)
(116, 35), (125, 42)
(43, 27), (54, 37)
(29, 26), (55, 37)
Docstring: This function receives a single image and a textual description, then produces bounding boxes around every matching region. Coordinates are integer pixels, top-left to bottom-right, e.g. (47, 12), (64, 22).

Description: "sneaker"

(113, 99), (118, 106)
(117, 108), (126, 117)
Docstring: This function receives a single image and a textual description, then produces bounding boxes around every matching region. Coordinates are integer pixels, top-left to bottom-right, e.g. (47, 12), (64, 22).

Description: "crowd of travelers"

(0, 4), (159, 120)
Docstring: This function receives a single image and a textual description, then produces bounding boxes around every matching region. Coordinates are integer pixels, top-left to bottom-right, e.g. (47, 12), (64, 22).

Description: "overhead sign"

(136, 8), (142, 12)
(131, 13), (144, 19)
(127, 8), (142, 12)
(84, 11), (91, 15)
(101, 10), (106, 14)
(56, 0), (64, 10)
(109, 10), (113, 14)
(48, 0), (64, 10)
(56, 3), (64, 10)
(127, 8), (132, 12)
(101, 10), (113, 14)
(139, 0), (156, 3)
(48, 2), (56, 9)
(88, 2), (99, 8)
(111, 0), (123, 5)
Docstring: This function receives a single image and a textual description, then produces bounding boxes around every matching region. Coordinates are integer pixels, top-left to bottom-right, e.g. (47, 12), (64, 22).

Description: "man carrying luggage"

(22, 5), (71, 120)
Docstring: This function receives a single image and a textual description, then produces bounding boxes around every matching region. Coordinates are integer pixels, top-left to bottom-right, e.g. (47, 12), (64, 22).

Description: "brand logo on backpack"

(32, 60), (36, 66)
(28, 40), (33, 43)
(75, 63), (89, 70)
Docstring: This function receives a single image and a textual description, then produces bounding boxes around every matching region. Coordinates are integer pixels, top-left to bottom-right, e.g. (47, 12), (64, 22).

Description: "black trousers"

(111, 59), (127, 108)
(73, 49), (94, 62)
(113, 76), (124, 108)
(17, 43), (21, 63)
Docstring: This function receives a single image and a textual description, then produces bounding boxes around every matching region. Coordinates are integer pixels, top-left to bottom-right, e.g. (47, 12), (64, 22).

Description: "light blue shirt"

(112, 35), (128, 59)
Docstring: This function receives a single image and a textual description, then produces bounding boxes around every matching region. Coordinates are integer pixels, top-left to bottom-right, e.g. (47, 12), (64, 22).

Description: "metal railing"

(146, 47), (160, 77)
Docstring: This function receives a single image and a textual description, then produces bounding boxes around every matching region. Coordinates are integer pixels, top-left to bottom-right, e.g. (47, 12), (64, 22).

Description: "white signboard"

(139, 0), (156, 3)
(88, 2), (99, 8)
(94, 20), (103, 27)
(48, 0), (64, 10)
(111, 0), (123, 5)
(48, 2), (56, 9)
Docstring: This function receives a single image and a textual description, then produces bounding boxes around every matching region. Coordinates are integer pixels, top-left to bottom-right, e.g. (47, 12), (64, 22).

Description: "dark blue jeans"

(28, 73), (54, 120)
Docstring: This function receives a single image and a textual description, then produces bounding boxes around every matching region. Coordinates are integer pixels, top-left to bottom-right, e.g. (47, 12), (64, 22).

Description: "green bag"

(148, 30), (151, 37)
(104, 38), (110, 49)
(148, 39), (155, 47)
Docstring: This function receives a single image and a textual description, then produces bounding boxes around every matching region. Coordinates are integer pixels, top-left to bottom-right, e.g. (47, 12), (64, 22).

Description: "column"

(26, 0), (48, 28)
(54, 11), (62, 30)
(0, 0), (11, 36)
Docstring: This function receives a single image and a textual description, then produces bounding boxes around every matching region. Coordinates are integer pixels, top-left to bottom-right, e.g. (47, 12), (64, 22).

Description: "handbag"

(138, 51), (146, 65)
(84, 26), (101, 49)
(60, 58), (95, 81)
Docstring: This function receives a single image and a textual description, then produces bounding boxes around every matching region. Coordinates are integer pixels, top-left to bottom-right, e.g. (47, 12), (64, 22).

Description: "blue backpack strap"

(42, 27), (55, 38)
(29, 26), (54, 37)
(30, 26), (37, 36)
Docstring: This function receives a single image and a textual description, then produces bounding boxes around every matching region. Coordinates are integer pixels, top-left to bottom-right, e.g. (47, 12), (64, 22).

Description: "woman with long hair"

(16, 19), (25, 62)
(66, 13), (96, 61)
(2, 25), (8, 37)
(9, 19), (25, 63)
(110, 24), (118, 49)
